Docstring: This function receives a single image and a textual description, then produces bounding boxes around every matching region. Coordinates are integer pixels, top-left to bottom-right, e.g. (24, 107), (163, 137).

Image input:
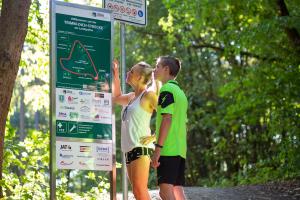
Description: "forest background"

(0, 0), (299, 199)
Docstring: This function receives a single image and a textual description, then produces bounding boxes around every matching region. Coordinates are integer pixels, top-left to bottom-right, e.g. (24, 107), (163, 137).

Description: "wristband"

(154, 143), (163, 148)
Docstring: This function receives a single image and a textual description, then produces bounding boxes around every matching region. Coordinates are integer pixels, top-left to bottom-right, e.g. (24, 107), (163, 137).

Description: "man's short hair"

(158, 56), (181, 77)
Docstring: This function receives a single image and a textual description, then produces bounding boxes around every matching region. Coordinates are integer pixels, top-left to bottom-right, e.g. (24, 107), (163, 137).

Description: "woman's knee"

(132, 186), (149, 199)
(159, 184), (176, 200)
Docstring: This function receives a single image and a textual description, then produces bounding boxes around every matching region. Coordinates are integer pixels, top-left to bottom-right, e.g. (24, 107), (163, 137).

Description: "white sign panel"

(104, 0), (147, 26)
(57, 140), (113, 171)
(56, 88), (112, 124)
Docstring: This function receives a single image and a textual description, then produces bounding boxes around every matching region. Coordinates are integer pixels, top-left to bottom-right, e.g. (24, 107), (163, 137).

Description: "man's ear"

(164, 65), (170, 74)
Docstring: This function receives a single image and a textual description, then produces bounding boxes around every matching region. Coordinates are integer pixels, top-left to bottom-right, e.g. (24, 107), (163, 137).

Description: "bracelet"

(154, 143), (163, 148)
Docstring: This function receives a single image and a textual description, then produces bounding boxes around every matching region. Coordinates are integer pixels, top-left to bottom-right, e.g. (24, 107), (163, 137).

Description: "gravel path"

(115, 180), (300, 200)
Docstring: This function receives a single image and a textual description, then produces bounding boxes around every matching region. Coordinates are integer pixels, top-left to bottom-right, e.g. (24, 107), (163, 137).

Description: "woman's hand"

(112, 59), (120, 78)
(140, 135), (156, 145)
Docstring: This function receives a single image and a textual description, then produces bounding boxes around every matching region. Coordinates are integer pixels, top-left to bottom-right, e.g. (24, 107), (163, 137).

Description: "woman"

(113, 60), (158, 200)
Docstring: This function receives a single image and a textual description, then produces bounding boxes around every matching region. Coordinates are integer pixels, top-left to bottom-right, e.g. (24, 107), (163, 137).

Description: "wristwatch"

(154, 143), (163, 148)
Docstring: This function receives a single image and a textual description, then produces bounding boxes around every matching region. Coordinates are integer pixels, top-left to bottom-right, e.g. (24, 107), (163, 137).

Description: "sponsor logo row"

(60, 144), (110, 153)
(59, 160), (110, 166)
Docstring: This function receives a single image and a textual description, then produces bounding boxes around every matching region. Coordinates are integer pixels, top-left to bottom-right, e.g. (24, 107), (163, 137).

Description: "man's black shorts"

(157, 156), (185, 186)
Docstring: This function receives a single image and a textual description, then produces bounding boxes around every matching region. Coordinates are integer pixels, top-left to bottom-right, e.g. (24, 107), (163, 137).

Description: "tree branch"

(277, 0), (300, 48)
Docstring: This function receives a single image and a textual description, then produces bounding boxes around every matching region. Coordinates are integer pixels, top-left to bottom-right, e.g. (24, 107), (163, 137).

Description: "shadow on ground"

(117, 180), (300, 200)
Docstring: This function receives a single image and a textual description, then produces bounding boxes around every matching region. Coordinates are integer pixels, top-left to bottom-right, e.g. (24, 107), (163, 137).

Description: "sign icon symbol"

(68, 122), (78, 134)
(57, 121), (67, 133)
(138, 10), (143, 17)
(70, 124), (76, 132)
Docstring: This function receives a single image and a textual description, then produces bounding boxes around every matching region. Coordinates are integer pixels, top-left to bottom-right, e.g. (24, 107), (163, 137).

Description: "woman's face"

(126, 65), (141, 86)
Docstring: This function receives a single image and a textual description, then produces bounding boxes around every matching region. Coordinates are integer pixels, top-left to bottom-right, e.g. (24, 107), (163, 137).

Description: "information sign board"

(51, 2), (114, 171)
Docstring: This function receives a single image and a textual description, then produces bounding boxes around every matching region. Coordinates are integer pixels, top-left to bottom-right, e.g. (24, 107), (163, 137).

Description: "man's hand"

(151, 148), (161, 168)
(140, 135), (156, 145)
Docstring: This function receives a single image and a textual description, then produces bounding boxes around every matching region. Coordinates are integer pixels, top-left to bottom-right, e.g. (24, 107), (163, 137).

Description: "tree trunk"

(0, 0), (31, 197)
(277, 0), (300, 53)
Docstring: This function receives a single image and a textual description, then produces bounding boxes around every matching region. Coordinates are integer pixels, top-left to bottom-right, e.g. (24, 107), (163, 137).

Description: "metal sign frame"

(50, 1), (116, 199)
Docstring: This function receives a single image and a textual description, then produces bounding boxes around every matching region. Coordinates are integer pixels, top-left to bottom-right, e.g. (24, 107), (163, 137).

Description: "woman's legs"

(127, 155), (151, 200)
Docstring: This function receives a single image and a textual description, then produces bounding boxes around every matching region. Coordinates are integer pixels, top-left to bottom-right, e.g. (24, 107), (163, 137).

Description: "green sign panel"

(56, 13), (111, 91)
(55, 6), (112, 140)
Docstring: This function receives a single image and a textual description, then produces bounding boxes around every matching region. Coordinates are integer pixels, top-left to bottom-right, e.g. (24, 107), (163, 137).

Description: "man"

(152, 56), (188, 200)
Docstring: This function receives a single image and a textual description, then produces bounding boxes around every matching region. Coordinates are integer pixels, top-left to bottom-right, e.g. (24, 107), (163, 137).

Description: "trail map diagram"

(60, 40), (100, 81)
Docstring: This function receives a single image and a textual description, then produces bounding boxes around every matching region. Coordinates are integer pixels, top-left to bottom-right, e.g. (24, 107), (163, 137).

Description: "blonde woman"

(113, 60), (158, 200)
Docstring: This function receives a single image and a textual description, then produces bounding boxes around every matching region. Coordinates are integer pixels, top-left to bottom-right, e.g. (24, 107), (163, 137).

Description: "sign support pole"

(50, 1), (56, 199)
(120, 22), (128, 200)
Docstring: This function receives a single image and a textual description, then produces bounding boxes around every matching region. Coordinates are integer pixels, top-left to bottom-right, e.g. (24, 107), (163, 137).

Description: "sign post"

(120, 22), (128, 200)
(50, 1), (115, 199)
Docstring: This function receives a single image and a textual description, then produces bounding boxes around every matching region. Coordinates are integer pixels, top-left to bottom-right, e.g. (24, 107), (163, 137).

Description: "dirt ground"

(116, 180), (300, 200)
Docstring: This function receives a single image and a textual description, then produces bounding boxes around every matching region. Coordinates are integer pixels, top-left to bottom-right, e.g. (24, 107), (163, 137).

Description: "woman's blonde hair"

(136, 61), (153, 85)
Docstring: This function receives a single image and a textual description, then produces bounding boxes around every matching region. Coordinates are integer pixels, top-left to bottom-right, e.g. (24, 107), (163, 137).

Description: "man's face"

(154, 59), (166, 81)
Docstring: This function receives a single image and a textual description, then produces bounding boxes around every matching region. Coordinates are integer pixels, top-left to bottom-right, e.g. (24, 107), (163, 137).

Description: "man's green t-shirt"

(156, 80), (188, 159)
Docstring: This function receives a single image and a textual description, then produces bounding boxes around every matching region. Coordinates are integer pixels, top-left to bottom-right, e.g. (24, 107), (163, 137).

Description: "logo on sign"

(80, 146), (91, 152)
(59, 95), (65, 103)
(60, 153), (73, 159)
(79, 161), (87, 166)
(60, 144), (72, 151)
(104, 99), (109, 105)
(68, 96), (78, 104)
(79, 91), (91, 96)
(80, 106), (90, 112)
(63, 90), (72, 94)
(92, 12), (104, 17)
(58, 112), (67, 118)
(60, 106), (75, 110)
(96, 146), (110, 153)
(80, 98), (89, 104)
(97, 157), (109, 161)
(96, 163), (109, 167)
(94, 93), (105, 99)
(69, 112), (79, 119)
(60, 161), (73, 165)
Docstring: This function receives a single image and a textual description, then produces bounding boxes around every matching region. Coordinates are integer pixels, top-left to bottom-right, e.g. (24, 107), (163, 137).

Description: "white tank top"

(121, 91), (155, 153)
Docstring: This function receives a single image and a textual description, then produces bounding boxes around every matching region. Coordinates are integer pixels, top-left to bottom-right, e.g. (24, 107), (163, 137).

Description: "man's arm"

(151, 114), (172, 168)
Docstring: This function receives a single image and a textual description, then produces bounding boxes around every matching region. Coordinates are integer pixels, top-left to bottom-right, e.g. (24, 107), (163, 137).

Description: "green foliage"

(3, 124), (112, 199)
(3, 124), (50, 199)
(127, 0), (300, 187)
(4, 0), (300, 197)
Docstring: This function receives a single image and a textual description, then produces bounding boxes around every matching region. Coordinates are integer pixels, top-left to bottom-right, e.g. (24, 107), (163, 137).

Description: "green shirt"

(156, 80), (188, 158)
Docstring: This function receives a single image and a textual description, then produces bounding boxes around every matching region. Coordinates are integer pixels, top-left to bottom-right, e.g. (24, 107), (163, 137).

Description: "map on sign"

(59, 40), (100, 81)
